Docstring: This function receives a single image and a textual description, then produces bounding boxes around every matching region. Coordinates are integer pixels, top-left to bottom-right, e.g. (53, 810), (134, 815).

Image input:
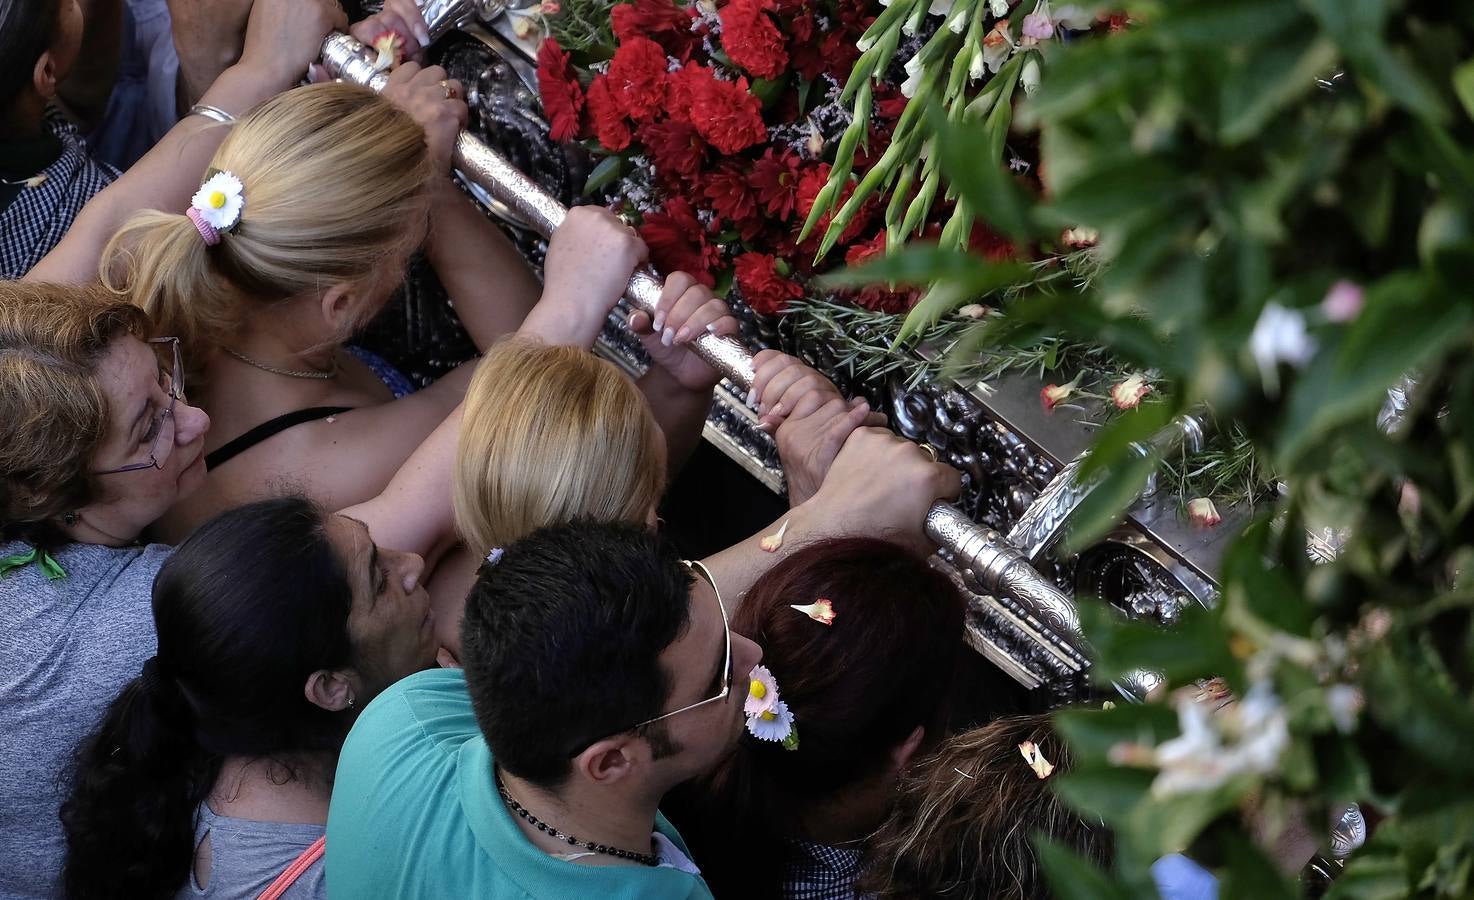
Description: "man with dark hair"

(327, 521), (762, 898)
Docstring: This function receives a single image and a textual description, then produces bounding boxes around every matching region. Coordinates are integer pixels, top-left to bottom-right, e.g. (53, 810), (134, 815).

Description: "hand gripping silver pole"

(320, 31), (758, 389)
(320, 31), (1098, 677)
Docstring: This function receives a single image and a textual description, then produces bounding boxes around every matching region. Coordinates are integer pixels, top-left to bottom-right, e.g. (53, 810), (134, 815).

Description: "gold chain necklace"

(224, 347), (339, 380)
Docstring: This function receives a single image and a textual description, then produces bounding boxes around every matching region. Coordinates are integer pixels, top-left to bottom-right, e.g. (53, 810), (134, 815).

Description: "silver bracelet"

(188, 104), (237, 125)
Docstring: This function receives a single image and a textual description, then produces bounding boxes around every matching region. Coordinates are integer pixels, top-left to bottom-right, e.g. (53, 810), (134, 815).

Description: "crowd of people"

(2, 0), (1308, 897)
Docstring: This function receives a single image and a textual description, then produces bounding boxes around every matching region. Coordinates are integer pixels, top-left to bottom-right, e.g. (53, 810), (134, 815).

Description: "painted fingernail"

(771, 403), (786, 418)
(706, 322), (721, 333)
(756, 420), (774, 432)
(746, 388), (757, 407)
(652, 311), (666, 332)
(661, 327), (675, 347)
(675, 327), (691, 344)
(416, 25), (431, 45)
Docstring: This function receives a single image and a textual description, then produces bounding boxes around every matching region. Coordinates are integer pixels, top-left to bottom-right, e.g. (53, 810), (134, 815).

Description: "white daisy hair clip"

(485, 547), (504, 566)
(187, 169), (245, 246)
(744, 664), (800, 751)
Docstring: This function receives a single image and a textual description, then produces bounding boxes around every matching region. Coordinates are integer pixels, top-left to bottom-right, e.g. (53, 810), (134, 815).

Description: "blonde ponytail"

(102, 212), (230, 368)
(101, 82), (434, 378)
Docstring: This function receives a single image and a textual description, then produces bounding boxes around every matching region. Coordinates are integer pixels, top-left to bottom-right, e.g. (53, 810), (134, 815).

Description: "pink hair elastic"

(186, 208), (222, 246)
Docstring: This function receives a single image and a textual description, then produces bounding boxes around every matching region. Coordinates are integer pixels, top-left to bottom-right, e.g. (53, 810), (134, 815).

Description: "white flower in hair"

(746, 700), (795, 744)
(191, 171), (245, 231)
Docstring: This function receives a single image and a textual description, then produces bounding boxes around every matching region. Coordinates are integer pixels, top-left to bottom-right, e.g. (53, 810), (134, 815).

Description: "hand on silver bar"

(319, 30), (1092, 682)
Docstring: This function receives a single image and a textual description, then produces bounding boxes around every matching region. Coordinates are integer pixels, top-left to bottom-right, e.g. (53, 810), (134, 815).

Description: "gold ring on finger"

(921, 444), (939, 462)
(439, 79), (455, 99)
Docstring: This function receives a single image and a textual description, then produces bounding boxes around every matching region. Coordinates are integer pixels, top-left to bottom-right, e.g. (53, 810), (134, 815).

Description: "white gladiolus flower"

(896, 67), (919, 97)
(928, 0), (954, 15)
(1021, 55), (1041, 94)
(989, 0), (1009, 15)
(1150, 680), (1289, 798)
(1249, 302), (1317, 392)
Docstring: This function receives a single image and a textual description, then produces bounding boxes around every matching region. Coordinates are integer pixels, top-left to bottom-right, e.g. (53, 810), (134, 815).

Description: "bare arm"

(340, 404), (465, 566)
(422, 178), (543, 349)
(27, 0), (349, 282)
(167, 0), (254, 112)
(701, 426), (963, 607)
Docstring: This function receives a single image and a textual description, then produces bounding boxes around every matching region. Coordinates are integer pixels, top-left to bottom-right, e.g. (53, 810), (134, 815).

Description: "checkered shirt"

(1, 109), (119, 278)
(782, 840), (864, 900)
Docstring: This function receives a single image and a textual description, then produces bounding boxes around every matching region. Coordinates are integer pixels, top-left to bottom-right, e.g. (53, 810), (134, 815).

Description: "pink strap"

(186, 207), (222, 246)
(257, 836), (325, 900)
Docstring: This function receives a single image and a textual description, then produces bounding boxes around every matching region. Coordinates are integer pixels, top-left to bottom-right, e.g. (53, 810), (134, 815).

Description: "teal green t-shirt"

(325, 668), (714, 899)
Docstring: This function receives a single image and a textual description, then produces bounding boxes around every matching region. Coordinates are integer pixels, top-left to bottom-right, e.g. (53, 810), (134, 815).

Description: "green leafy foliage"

(841, 0), (1474, 895)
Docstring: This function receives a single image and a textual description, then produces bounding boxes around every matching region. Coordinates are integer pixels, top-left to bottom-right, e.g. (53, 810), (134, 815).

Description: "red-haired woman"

(666, 536), (967, 899)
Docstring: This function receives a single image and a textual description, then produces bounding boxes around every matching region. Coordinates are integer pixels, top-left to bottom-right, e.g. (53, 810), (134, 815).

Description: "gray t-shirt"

(175, 804), (325, 900)
(0, 539), (170, 900)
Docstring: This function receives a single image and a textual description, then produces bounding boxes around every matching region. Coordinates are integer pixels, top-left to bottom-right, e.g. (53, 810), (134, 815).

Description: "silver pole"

(320, 31), (1096, 675)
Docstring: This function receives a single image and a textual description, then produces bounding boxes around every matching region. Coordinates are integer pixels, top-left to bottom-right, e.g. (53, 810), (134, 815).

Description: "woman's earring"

(346, 695), (355, 709)
(63, 512), (80, 527)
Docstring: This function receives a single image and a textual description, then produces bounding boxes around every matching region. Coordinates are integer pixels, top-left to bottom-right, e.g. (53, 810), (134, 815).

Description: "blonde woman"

(101, 69), (653, 544)
(429, 338), (667, 650)
(430, 337), (968, 659)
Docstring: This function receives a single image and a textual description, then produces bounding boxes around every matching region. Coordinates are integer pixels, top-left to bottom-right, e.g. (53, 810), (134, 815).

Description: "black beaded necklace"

(495, 770), (660, 867)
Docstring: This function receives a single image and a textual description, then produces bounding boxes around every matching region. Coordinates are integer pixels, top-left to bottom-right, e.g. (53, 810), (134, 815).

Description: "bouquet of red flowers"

(535, 0), (926, 314)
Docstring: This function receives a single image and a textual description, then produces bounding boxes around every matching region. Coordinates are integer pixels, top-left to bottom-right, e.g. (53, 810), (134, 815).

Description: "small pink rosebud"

(1111, 374), (1151, 409)
(1040, 382), (1074, 411)
(543, 0), (560, 13)
(1021, 11), (1054, 41)
(1187, 497), (1221, 528)
(1321, 279), (1365, 323)
(1398, 481), (1420, 518)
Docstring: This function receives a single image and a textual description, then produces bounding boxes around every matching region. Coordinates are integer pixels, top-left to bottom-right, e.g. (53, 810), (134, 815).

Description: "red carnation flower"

(969, 223), (1017, 262)
(687, 70), (768, 154)
(536, 38), (585, 142)
(607, 36), (669, 123)
(748, 147), (802, 220)
(734, 252), (805, 315)
(842, 232), (918, 313)
(797, 162), (833, 222)
(873, 84), (908, 121)
(703, 163), (763, 239)
(640, 198), (721, 287)
(819, 28), (862, 80)
(613, 0), (699, 59)
(638, 119), (708, 186)
(789, 8), (816, 42)
(720, 0), (788, 81)
(584, 75), (632, 151)
(665, 62), (706, 125)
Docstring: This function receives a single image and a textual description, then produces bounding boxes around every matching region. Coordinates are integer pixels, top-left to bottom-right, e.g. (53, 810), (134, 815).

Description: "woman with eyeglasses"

(60, 495), (436, 900)
(0, 281), (210, 899)
(0, 281), (452, 899)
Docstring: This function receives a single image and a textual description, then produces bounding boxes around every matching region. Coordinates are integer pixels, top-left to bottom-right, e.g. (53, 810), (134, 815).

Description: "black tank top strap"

(205, 406), (353, 471)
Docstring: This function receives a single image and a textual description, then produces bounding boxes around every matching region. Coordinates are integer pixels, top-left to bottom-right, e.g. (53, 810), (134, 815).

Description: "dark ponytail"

(60, 497), (356, 900)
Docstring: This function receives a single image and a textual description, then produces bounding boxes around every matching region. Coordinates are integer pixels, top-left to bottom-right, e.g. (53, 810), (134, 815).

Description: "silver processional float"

(317, 9), (1164, 696)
